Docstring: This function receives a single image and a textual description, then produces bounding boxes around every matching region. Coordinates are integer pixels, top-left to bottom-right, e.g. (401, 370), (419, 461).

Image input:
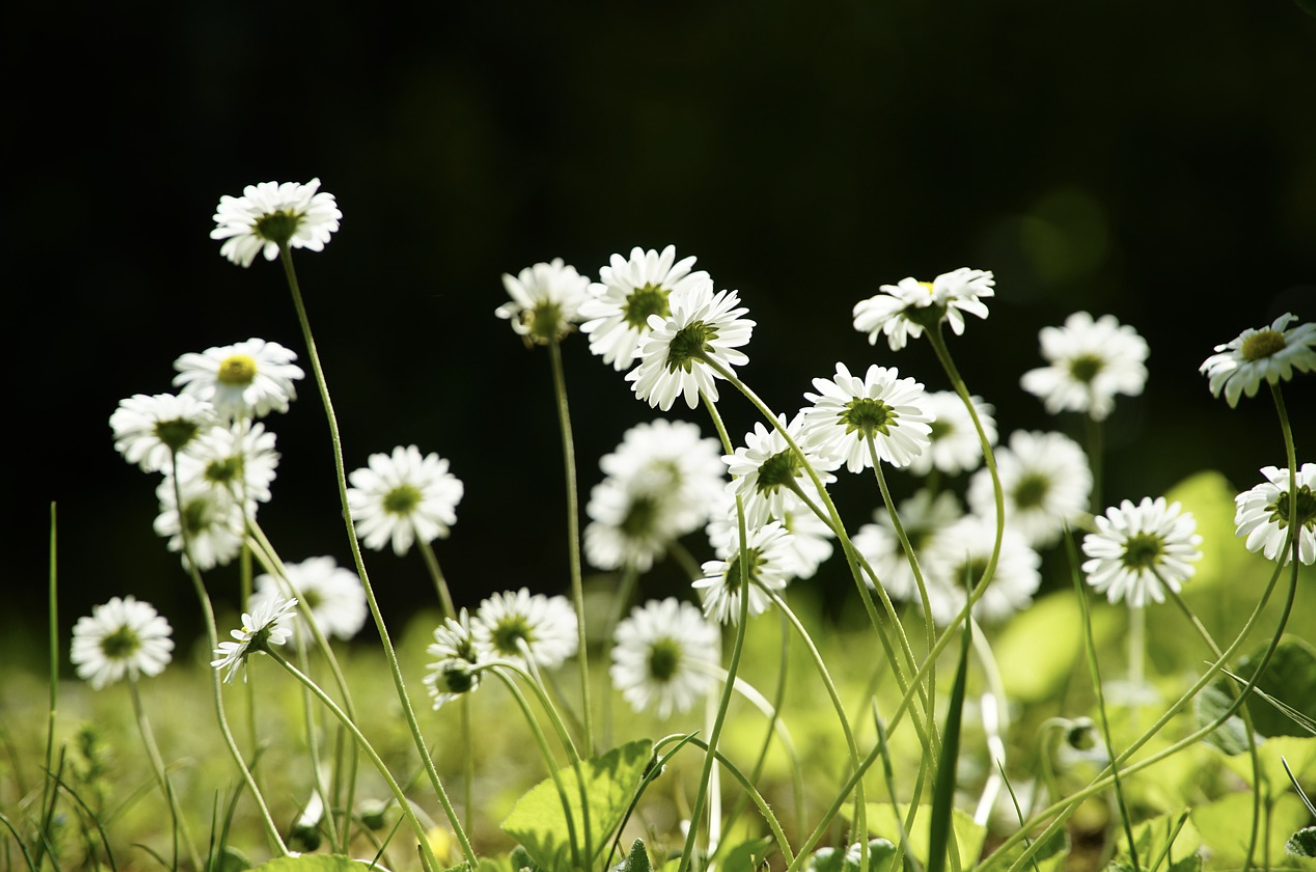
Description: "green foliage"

(979, 827), (1068, 872)
(719, 836), (776, 872)
(247, 856), (383, 872)
(1233, 637), (1316, 738)
(1288, 827), (1316, 858)
(857, 804), (986, 872)
(1191, 793), (1313, 869)
(806, 839), (897, 872)
(994, 591), (1082, 704)
(619, 839), (652, 872)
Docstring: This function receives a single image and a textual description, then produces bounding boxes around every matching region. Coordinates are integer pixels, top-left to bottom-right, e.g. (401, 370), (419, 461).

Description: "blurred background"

(8, 0), (1316, 663)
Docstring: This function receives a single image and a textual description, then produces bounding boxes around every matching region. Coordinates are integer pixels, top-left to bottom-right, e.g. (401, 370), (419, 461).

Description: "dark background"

(8, 0), (1316, 662)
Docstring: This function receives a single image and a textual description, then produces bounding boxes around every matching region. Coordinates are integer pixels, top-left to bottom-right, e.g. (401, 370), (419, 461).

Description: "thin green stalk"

(293, 627), (342, 851)
(1086, 415), (1104, 516)
(1127, 603), (1146, 729)
(38, 503), (58, 872)
(600, 564), (640, 750)
(969, 618), (1010, 827)
(418, 539), (457, 620)
(279, 246), (476, 864)
(128, 678), (203, 871)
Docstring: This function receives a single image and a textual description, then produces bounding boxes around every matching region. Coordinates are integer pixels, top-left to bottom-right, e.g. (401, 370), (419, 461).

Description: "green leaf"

(720, 836), (775, 872)
(1193, 682), (1255, 755)
(501, 739), (654, 872)
(1287, 827), (1316, 858)
(246, 856), (381, 872)
(1222, 735), (1316, 793)
(211, 846), (251, 872)
(621, 839), (652, 872)
(995, 592), (1082, 704)
(1233, 637), (1316, 738)
(980, 827), (1068, 872)
(856, 804), (986, 872)
(1191, 792), (1312, 868)
(807, 840), (897, 872)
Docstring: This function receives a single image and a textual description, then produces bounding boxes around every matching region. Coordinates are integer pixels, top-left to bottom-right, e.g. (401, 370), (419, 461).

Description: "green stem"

(128, 677), (203, 872)
(418, 539), (457, 620)
(38, 503), (58, 872)
(1086, 415), (1104, 516)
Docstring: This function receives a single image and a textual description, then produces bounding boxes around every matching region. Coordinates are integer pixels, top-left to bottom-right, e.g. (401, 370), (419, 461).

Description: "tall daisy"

(967, 430), (1092, 549)
(798, 363), (934, 473)
(1021, 312), (1149, 421)
(173, 338), (305, 421)
(473, 589), (579, 670)
(1200, 313), (1316, 407)
(70, 597), (174, 690)
(1082, 498), (1202, 607)
(253, 556), (367, 643)
(211, 178), (341, 267)
(693, 521), (795, 624)
(211, 595), (298, 683)
(610, 598), (719, 718)
(584, 477), (687, 572)
(174, 420), (280, 512)
(853, 267), (995, 351)
(425, 609), (487, 710)
(625, 283), (755, 411)
(724, 414), (837, 527)
(495, 258), (591, 346)
(598, 419), (727, 536)
(906, 391), (996, 477)
(580, 246), (712, 370)
(1234, 463), (1316, 565)
(921, 516), (1041, 626)
(347, 445), (464, 557)
(110, 393), (217, 473)
(154, 477), (245, 570)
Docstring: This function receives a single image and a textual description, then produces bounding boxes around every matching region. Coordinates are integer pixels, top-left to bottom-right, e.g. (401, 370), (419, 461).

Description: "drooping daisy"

(70, 596), (174, 690)
(724, 414), (837, 527)
(1234, 464), (1316, 565)
(852, 489), (963, 601)
(580, 246), (713, 370)
(1021, 312), (1149, 421)
(799, 363), (934, 473)
(211, 178), (342, 268)
(174, 420), (280, 512)
(495, 258), (591, 346)
(173, 338), (305, 421)
(253, 556), (367, 643)
(1082, 498), (1203, 607)
(347, 445), (464, 557)
(967, 430), (1092, 549)
(853, 268), (995, 351)
(1200, 313), (1316, 407)
(153, 477), (245, 570)
(598, 419), (727, 537)
(110, 393), (217, 473)
(425, 609), (486, 710)
(693, 521), (796, 624)
(920, 515), (1041, 626)
(905, 391), (996, 477)
(211, 595), (298, 683)
(610, 598), (720, 718)
(625, 283), (755, 411)
(473, 588), (578, 670)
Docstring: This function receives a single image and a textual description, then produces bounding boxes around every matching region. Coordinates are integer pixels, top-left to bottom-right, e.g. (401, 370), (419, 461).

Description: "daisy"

(425, 609), (486, 709)
(173, 338), (305, 421)
(154, 477), (245, 570)
(70, 596), (174, 690)
(905, 391), (996, 477)
(253, 556), (367, 643)
(495, 258), (591, 346)
(1021, 312), (1149, 421)
(1200, 313), (1316, 407)
(693, 521), (795, 624)
(967, 430), (1091, 549)
(774, 491), (837, 580)
(174, 420), (280, 512)
(211, 595), (298, 683)
(1082, 497), (1202, 607)
(625, 283), (755, 411)
(852, 489), (963, 601)
(584, 478), (684, 572)
(580, 245), (713, 370)
(110, 393), (217, 473)
(610, 598), (719, 718)
(211, 178), (341, 267)
(920, 516), (1041, 626)
(598, 419), (726, 536)
(724, 414), (837, 527)
(473, 588), (578, 670)
(853, 267), (995, 351)
(347, 445), (464, 556)
(1234, 464), (1316, 565)
(799, 363), (934, 473)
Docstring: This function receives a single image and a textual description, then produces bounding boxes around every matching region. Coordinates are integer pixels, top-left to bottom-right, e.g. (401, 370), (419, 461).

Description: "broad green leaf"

(1108, 809), (1200, 872)
(979, 826), (1068, 872)
(1288, 827), (1316, 858)
(1222, 735), (1316, 791)
(807, 839), (897, 872)
(855, 804), (986, 871)
(1190, 792), (1312, 868)
(1164, 471), (1250, 592)
(720, 836), (775, 872)
(501, 739), (653, 872)
(621, 839), (652, 872)
(247, 857), (381, 872)
(995, 591), (1081, 703)
(1194, 682), (1255, 755)
(1234, 638), (1316, 738)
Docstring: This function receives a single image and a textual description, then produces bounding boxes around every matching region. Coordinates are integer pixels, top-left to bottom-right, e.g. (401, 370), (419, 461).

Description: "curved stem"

(128, 678), (203, 871)
(418, 539), (457, 620)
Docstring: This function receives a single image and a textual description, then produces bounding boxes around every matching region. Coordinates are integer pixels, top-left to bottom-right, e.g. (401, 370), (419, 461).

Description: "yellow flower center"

(217, 354), (258, 386)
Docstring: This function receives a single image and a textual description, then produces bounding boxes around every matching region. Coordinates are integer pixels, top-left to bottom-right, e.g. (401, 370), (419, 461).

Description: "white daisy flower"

(599, 419), (727, 536)
(799, 363), (934, 473)
(852, 489), (963, 601)
(625, 284), (755, 411)
(495, 257), (591, 346)
(473, 588), (578, 670)
(211, 178), (341, 268)
(1200, 313), (1316, 407)
(70, 596), (174, 690)
(580, 246), (713, 370)
(1021, 312), (1149, 421)
(1082, 498), (1203, 607)
(253, 556), (367, 643)
(211, 595), (298, 683)
(1234, 464), (1316, 565)
(906, 391), (996, 477)
(724, 414), (837, 527)
(967, 430), (1092, 549)
(175, 420), (280, 512)
(110, 393), (217, 473)
(425, 609), (486, 710)
(693, 521), (795, 624)
(347, 445), (464, 557)
(921, 515), (1041, 626)
(853, 267), (995, 351)
(584, 477), (686, 572)
(153, 477), (245, 570)
(173, 338), (305, 421)
(775, 491), (837, 579)
(611, 598), (719, 718)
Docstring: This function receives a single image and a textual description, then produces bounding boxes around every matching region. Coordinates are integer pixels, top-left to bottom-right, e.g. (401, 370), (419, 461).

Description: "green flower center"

(302, 588), (323, 611)
(181, 498), (214, 534)
(724, 547), (767, 589)
(205, 456), (243, 487)
(383, 484), (422, 516)
(1241, 329), (1286, 362)
(951, 557), (991, 589)
(154, 417), (201, 452)
(665, 321), (718, 373)
(624, 284), (671, 331)
(927, 419), (953, 442)
(621, 496), (660, 537)
(1069, 354), (1104, 384)
(100, 626), (141, 661)
(523, 301), (566, 346)
(254, 210), (302, 246)
(1013, 473), (1051, 510)
(757, 450), (802, 494)
(647, 637), (683, 682)
(217, 354), (258, 386)
(491, 616), (533, 658)
(436, 662), (478, 695)
(1121, 532), (1165, 570)
(840, 398), (898, 439)
(1266, 484), (1316, 531)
